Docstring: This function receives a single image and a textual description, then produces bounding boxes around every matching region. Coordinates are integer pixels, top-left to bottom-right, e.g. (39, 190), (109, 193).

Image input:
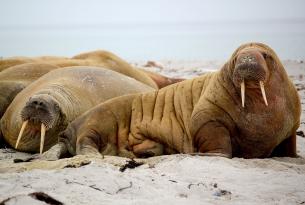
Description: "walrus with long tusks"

(41, 42), (301, 160)
(0, 50), (184, 89)
(0, 63), (59, 118)
(0, 66), (154, 154)
(0, 51), (182, 123)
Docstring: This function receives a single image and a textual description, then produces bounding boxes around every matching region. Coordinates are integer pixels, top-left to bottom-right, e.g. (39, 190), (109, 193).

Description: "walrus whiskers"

(260, 81), (268, 106)
(241, 79), (245, 107)
(40, 123), (46, 154)
(15, 120), (28, 149)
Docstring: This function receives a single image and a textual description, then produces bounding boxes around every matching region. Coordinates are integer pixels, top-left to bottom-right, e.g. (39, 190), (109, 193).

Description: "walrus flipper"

(76, 132), (104, 156)
(131, 138), (164, 158)
(193, 121), (233, 158)
(39, 142), (68, 161)
(270, 132), (297, 157)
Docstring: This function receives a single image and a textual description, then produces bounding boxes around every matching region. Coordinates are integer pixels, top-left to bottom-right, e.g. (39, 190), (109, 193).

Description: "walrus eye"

(262, 53), (268, 59)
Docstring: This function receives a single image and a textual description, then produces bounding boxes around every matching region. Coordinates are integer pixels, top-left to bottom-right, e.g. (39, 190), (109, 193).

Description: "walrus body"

(0, 50), (184, 89)
(0, 56), (65, 72)
(0, 66), (154, 153)
(46, 42), (300, 159)
(0, 63), (59, 118)
(0, 51), (158, 88)
(139, 69), (184, 89)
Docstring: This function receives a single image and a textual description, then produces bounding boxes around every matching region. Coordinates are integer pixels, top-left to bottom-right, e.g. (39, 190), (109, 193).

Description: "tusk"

(40, 123), (46, 154)
(15, 120), (28, 149)
(260, 81), (268, 106)
(241, 79), (245, 108)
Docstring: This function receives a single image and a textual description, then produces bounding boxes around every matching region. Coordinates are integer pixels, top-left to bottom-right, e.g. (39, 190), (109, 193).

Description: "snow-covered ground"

(0, 60), (305, 205)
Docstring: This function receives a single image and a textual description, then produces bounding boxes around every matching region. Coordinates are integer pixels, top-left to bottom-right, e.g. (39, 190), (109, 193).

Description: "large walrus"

(0, 66), (154, 154)
(0, 51), (156, 118)
(0, 51), (183, 123)
(0, 50), (183, 89)
(43, 42), (301, 160)
(0, 63), (59, 118)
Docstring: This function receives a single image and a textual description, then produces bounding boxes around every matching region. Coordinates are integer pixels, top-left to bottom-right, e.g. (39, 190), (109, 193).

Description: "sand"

(0, 60), (304, 205)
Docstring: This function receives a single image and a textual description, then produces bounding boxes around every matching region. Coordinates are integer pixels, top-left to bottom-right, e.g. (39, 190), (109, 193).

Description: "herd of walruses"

(0, 42), (301, 161)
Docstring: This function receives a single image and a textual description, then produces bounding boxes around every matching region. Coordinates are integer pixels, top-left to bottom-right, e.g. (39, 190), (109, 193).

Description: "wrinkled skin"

(0, 67), (154, 153)
(42, 42), (301, 160)
(0, 63), (59, 118)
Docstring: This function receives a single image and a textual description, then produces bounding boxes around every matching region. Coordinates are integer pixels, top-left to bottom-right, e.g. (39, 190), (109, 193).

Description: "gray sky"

(1, 0), (305, 26)
(1, 0), (305, 60)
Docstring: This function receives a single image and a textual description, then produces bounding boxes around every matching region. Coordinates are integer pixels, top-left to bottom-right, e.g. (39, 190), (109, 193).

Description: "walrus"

(0, 51), (182, 122)
(42, 42), (301, 160)
(0, 52), (162, 119)
(0, 56), (65, 72)
(0, 50), (184, 89)
(139, 69), (184, 89)
(0, 66), (154, 154)
(0, 63), (59, 118)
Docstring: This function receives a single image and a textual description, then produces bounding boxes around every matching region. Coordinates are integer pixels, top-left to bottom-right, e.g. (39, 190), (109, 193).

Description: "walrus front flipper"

(132, 139), (164, 158)
(39, 142), (68, 161)
(76, 133), (104, 156)
(76, 133), (135, 158)
(270, 132), (297, 157)
(194, 121), (232, 158)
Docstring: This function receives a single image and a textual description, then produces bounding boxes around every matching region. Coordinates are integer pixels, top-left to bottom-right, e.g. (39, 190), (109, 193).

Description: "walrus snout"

(17, 95), (61, 154)
(21, 96), (59, 128)
(233, 49), (270, 107)
(234, 52), (268, 83)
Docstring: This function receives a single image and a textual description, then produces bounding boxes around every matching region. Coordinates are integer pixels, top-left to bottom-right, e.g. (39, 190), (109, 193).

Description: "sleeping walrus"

(39, 42), (302, 159)
(0, 63), (59, 118)
(0, 51), (157, 119)
(0, 50), (184, 89)
(0, 66), (154, 154)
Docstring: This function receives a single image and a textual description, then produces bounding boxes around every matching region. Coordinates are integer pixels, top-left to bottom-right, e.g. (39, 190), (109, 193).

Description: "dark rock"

(119, 159), (144, 172)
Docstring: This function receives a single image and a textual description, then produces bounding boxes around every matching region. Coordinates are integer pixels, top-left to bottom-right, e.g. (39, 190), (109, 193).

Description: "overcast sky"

(1, 0), (305, 26)
(1, 0), (304, 60)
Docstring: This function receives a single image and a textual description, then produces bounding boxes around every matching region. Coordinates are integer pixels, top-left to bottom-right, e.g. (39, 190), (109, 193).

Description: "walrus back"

(128, 72), (217, 154)
(72, 50), (158, 88)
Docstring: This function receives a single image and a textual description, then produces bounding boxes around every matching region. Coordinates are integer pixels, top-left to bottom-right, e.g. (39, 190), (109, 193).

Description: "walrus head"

(229, 42), (281, 108)
(16, 94), (62, 154)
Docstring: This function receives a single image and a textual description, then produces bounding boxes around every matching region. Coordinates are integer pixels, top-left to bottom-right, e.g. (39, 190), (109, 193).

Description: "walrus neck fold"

(37, 84), (83, 121)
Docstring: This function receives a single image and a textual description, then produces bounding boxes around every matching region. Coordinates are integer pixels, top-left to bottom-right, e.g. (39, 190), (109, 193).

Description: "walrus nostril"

(29, 99), (46, 109)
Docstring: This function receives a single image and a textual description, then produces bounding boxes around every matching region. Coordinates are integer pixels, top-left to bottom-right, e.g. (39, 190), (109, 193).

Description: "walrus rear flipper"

(139, 69), (185, 88)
